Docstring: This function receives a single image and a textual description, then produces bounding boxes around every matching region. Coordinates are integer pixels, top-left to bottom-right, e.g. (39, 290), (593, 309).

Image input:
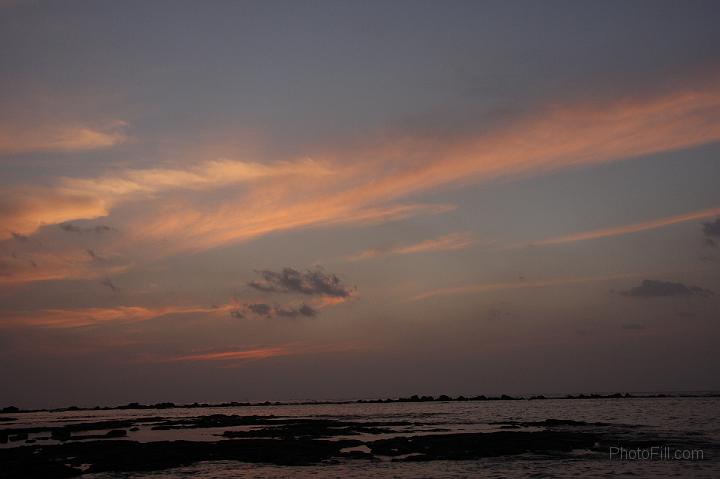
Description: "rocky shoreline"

(1, 414), (715, 478)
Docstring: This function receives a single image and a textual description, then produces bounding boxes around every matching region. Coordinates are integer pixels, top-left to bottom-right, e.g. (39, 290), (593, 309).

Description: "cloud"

(702, 218), (720, 248)
(0, 188), (108, 240)
(0, 304), (231, 329)
(100, 277), (117, 292)
(11, 232), (31, 243)
(4, 79), (720, 255)
(0, 122), (127, 154)
(412, 272), (640, 301)
(232, 302), (317, 319)
(59, 223), (115, 234)
(619, 279), (714, 298)
(0, 250), (131, 285)
(151, 342), (361, 364)
(248, 267), (354, 298)
(247, 303), (273, 316)
(533, 207), (720, 246)
(345, 232), (474, 261)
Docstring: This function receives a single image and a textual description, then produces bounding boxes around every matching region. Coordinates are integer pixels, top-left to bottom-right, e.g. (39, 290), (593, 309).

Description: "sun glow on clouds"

(149, 342), (364, 365)
(345, 233), (474, 261)
(2, 81), (720, 273)
(533, 206), (720, 246)
(411, 272), (643, 301)
(0, 122), (128, 154)
(0, 304), (233, 329)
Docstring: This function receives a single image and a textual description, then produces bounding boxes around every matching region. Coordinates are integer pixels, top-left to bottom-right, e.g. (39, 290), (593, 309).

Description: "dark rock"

(9, 432), (28, 442)
(221, 418), (396, 439)
(369, 430), (600, 460)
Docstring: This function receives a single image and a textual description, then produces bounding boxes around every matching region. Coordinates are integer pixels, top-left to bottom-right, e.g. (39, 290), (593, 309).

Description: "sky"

(1, 0), (720, 409)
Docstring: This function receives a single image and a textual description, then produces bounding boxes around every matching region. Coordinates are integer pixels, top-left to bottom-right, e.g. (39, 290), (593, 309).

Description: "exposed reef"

(1, 415), (715, 478)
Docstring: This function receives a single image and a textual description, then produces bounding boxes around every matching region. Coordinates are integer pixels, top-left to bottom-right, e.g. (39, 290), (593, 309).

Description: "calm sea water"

(4, 397), (719, 478)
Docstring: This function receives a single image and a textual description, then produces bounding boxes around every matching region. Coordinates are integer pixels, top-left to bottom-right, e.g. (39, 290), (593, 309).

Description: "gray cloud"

(248, 267), (354, 298)
(11, 232), (31, 243)
(277, 303), (317, 318)
(100, 277), (118, 292)
(247, 303), (273, 316)
(703, 218), (720, 238)
(619, 279), (713, 298)
(230, 302), (317, 319)
(59, 223), (115, 234)
(85, 249), (106, 262)
(702, 218), (720, 248)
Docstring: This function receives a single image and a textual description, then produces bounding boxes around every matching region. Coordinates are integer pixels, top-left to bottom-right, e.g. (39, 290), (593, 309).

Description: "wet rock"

(151, 414), (276, 430)
(0, 438), (364, 477)
(221, 418), (394, 439)
(369, 430), (600, 460)
(8, 432), (28, 442)
(67, 429), (128, 441)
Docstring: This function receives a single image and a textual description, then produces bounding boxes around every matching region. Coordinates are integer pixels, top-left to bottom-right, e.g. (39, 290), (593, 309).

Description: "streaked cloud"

(3, 80), (720, 256)
(155, 342), (362, 364)
(618, 279), (714, 298)
(534, 207), (720, 246)
(0, 304), (231, 329)
(0, 250), (131, 285)
(411, 272), (640, 301)
(0, 121), (127, 154)
(346, 232), (474, 262)
(0, 188), (109, 240)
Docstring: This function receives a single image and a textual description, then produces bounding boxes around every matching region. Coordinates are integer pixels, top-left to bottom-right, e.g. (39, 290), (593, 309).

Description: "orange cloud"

(156, 342), (362, 364)
(0, 188), (109, 240)
(4, 80), (720, 256)
(533, 207), (720, 246)
(0, 122), (127, 154)
(0, 248), (132, 285)
(346, 232), (474, 261)
(116, 81), (720, 253)
(411, 272), (641, 301)
(0, 304), (231, 328)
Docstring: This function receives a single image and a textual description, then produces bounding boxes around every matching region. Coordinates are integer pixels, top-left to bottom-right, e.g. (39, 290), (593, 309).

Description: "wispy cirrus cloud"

(618, 279), (714, 298)
(0, 121), (128, 154)
(152, 342), (363, 364)
(345, 232), (474, 262)
(533, 207), (720, 246)
(0, 304), (232, 329)
(411, 272), (641, 301)
(0, 250), (131, 285)
(3, 80), (720, 259)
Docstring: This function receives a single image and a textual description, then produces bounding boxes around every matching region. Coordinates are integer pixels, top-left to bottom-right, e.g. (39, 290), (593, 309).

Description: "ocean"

(2, 396), (719, 478)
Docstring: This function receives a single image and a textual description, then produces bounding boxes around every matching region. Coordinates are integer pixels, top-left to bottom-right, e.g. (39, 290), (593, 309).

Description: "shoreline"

(3, 391), (719, 415)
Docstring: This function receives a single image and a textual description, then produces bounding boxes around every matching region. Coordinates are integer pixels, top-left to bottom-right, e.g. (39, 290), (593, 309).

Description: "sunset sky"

(2, 1), (719, 409)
